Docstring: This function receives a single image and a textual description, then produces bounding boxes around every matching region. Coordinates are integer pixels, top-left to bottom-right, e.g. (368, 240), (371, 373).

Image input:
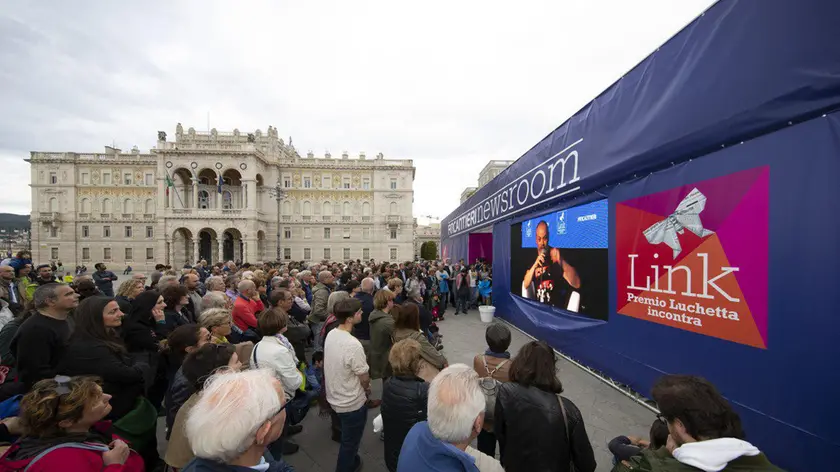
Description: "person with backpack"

(495, 340), (596, 472)
(0, 375), (145, 471)
(473, 324), (513, 459)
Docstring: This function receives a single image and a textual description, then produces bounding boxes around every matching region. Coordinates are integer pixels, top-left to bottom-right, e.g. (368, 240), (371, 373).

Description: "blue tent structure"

(440, 1), (840, 470)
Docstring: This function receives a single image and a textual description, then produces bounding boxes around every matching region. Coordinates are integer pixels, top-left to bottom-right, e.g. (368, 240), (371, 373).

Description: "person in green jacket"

(368, 289), (396, 380)
(612, 375), (784, 472)
(16, 264), (37, 302)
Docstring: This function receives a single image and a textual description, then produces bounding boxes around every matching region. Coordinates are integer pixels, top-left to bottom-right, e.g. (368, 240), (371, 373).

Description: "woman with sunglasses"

(0, 376), (144, 471)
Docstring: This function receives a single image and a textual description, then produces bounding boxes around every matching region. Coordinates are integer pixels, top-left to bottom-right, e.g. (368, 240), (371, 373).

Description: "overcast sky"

(0, 0), (715, 222)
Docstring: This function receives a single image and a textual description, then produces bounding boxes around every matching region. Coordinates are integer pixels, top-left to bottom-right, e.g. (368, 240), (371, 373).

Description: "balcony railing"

(302, 216), (312, 221)
(143, 214), (154, 219)
(39, 212), (60, 222)
(387, 215), (401, 223)
(171, 209), (191, 214)
(362, 216), (371, 222)
(78, 213), (90, 219)
(222, 209), (242, 215)
(342, 216), (351, 221)
(322, 216), (331, 221)
(282, 215), (291, 221)
(122, 213), (132, 219)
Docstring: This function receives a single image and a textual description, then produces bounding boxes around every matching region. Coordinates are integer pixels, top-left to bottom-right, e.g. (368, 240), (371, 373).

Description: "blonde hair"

(374, 289), (395, 310)
(389, 339), (422, 376)
(387, 278), (403, 292)
(199, 308), (233, 331)
(116, 279), (142, 297)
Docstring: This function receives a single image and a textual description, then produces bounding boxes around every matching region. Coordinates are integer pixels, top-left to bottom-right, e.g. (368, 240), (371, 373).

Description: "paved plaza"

(160, 305), (655, 471)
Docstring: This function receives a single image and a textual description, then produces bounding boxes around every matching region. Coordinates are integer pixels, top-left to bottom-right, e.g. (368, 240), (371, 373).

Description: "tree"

(420, 241), (438, 260)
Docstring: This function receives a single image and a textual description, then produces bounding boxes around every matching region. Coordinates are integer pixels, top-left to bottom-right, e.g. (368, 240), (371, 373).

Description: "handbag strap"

(253, 343), (260, 369)
(482, 355), (508, 378)
(556, 395), (575, 471)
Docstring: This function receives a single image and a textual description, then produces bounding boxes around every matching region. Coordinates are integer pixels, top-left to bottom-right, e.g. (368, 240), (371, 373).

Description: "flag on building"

(217, 173), (223, 194)
(165, 172), (174, 196)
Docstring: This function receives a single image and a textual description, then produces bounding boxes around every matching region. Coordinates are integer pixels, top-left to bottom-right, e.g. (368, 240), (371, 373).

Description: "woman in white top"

(250, 306), (312, 427)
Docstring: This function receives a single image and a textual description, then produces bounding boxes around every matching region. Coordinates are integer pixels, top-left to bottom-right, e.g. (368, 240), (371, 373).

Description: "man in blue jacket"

(92, 262), (118, 296)
(398, 364), (502, 472)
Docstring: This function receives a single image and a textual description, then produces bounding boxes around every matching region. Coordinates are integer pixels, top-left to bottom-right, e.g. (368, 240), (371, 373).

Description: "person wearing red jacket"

(0, 375), (144, 471)
(232, 280), (263, 336)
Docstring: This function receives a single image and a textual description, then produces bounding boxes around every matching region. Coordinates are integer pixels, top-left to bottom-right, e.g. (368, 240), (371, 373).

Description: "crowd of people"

(0, 249), (783, 472)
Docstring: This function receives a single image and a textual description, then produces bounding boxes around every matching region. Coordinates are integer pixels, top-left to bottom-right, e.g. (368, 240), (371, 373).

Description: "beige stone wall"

(28, 126), (416, 268)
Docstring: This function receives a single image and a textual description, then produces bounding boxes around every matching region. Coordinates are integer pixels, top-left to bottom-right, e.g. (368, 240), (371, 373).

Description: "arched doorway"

(198, 228), (217, 264)
(222, 228), (243, 262)
(172, 228), (193, 267)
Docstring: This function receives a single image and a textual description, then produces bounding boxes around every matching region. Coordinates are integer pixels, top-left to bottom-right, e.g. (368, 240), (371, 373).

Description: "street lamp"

(268, 181), (286, 262)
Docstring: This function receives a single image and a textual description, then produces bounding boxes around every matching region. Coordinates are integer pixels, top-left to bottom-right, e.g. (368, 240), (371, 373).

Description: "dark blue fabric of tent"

(440, 1), (840, 470)
(492, 113), (840, 471)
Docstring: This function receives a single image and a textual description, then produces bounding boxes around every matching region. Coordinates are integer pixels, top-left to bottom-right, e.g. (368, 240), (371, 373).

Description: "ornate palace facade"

(28, 124), (416, 270)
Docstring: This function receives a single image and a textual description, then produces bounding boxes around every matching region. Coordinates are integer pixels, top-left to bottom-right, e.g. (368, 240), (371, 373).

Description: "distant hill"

(0, 214), (30, 232)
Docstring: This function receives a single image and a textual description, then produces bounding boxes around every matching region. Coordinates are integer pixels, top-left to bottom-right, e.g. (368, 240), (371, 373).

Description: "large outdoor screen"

(509, 199), (609, 321)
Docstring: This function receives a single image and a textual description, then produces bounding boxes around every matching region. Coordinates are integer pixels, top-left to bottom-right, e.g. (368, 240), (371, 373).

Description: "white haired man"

(397, 364), (503, 472)
(182, 369), (294, 471)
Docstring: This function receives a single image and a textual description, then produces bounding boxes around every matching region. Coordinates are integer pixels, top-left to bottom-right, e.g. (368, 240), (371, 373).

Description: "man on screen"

(521, 220), (582, 311)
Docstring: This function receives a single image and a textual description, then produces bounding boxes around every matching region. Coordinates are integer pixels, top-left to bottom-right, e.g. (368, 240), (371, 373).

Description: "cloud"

(0, 0), (714, 217)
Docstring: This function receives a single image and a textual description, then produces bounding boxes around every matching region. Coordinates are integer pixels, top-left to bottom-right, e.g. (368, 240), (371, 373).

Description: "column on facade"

(167, 242), (174, 266)
(216, 238), (223, 264)
(244, 179), (256, 211)
(158, 174), (168, 210)
(192, 180), (199, 209)
(192, 239), (199, 265)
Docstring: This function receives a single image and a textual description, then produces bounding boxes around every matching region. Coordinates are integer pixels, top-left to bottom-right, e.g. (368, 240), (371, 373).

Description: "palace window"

(82, 248), (90, 260)
(284, 227), (291, 239)
(390, 178), (397, 190)
(125, 226), (132, 238)
(390, 229), (397, 240)
(284, 248), (291, 260)
(125, 248), (133, 260)
(363, 248), (370, 260)
(324, 248), (331, 260)
(343, 248), (350, 260)
(146, 226), (154, 238)
(324, 228), (331, 239)
(146, 248), (154, 260)
(49, 172), (57, 184)
(103, 226), (111, 238)
(104, 248), (111, 260)
(82, 226), (89, 238)
(390, 248), (397, 260)
(304, 248), (311, 260)
(51, 247), (58, 260)
(362, 178), (370, 190)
